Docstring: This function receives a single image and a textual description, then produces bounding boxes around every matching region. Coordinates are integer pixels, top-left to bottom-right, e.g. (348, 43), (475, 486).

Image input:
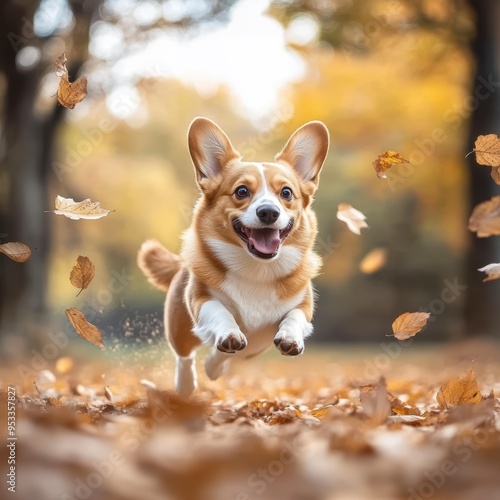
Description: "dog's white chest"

(207, 239), (304, 332)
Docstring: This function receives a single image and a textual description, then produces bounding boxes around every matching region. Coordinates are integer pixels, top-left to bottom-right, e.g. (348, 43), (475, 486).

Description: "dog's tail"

(137, 240), (181, 291)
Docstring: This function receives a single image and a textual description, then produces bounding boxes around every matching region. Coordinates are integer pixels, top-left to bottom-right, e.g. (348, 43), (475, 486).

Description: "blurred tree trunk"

(464, 0), (500, 336)
(0, 0), (94, 347)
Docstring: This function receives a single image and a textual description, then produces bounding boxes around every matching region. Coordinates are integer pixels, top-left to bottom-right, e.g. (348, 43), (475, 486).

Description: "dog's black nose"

(256, 204), (280, 224)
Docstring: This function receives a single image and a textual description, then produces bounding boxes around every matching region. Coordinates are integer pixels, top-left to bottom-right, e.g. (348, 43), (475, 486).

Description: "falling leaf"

(473, 134), (500, 167)
(372, 150), (409, 179)
(478, 263), (500, 282)
(391, 312), (430, 340)
(104, 386), (113, 402)
(360, 379), (391, 425)
(54, 52), (68, 77)
(337, 203), (369, 235)
(55, 52), (87, 109)
(436, 369), (483, 408)
(468, 195), (500, 237)
(359, 248), (387, 274)
(70, 256), (95, 296)
(48, 195), (114, 220)
(57, 74), (88, 109)
(0, 242), (31, 263)
(65, 308), (105, 349)
(491, 167), (500, 185)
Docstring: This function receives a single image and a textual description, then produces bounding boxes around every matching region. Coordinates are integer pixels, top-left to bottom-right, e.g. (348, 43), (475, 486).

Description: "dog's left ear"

(188, 117), (240, 190)
(275, 121), (329, 194)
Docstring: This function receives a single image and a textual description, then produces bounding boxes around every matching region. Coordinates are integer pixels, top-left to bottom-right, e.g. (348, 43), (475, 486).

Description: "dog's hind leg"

(204, 349), (231, 380)
(165, 269), (201, 397)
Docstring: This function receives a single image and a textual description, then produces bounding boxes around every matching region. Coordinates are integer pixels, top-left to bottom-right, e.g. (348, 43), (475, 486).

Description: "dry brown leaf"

(468, 196), (500, 237)
(48, 195), (114, 220)
(360, 379), (391, 425)
(359, 248), (387, 274)
(491, 167), (500, 185)
(436, 369), (483, 408)
(57, 74), (88, 109)
(55, 52), (87, 109)
(337, 203), (369, 235)
(478, 263), (500, 282)
(70, 256), (95, 296)
(391, 312), (430, 340)
(372, 150), (409, 179)
(0, 242), (32, 263)
(473, 134), (500, 167)
(65, 308), (104, 349)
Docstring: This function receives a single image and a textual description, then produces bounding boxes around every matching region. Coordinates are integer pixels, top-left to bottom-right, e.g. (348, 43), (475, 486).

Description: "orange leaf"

(473, 134), (500, 167)
(391, 312), (430, 340)
(65, 308), (104, 349)
(468, 196), (500, 238)
(436, 369), (483, 408)
(372, 150), (409, 179)
(0, 242), (32, 263)
(69, 256), (95, 296)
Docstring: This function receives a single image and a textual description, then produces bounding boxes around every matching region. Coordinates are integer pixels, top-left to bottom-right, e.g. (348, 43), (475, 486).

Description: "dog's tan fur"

(138, 117), (329, 396)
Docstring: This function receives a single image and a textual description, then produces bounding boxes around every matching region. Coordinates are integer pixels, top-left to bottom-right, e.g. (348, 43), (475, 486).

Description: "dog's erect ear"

(188, 117), (240, 190)
(275, 121), (329, 193)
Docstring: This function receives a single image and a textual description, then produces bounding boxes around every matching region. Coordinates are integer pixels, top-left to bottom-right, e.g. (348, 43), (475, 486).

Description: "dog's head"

(188, 117), (329, 261)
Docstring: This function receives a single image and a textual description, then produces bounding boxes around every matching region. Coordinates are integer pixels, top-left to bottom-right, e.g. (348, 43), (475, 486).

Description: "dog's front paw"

(217, 332), (247, 353)
(273, 335), (304, 357)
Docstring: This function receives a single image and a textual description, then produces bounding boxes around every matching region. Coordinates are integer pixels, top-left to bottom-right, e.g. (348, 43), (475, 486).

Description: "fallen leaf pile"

(3, 344), (499, 500)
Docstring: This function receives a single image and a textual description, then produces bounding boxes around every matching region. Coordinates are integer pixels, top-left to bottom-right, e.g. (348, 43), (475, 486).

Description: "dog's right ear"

(188, 117), (240, 190)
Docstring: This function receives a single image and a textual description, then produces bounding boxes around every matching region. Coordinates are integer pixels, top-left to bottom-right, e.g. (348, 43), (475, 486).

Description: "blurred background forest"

(1, 0), (499, 357)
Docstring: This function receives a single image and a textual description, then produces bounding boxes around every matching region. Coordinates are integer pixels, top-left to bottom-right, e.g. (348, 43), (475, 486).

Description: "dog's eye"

(235, 185), (250, 199)
(280, 187), (293, 201)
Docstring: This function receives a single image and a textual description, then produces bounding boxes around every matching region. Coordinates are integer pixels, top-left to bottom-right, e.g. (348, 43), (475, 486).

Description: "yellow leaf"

(69, 256), (96, 296)
(0, 242), (32, 263)
(359, 248), (387, 274)
(65, 308), (105, 349)
(391, 312), (430, 340)
(372, 150), (409, 179)
(436, 369), (483, 408)
(468, 196), (500, 238)
(474, 134), (500, 167)
(308, 404), (335, 419)
(48, 195), (114, 220)
(478, 263), (500, 282)
(337, 203), (368, 235)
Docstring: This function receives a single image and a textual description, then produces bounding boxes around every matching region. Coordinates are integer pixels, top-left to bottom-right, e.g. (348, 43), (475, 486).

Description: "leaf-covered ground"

(2, 340), (500, 500)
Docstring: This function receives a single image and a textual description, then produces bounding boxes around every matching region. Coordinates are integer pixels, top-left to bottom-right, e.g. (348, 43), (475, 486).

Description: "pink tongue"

(249, 228), (281, 254)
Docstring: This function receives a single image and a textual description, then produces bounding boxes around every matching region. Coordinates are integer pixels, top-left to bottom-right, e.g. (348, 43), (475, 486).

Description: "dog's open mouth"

(232, 219), (293, 259)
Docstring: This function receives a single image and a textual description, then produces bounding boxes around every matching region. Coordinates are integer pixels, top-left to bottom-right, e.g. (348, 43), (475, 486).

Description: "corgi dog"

(138, 117), (329, 396)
